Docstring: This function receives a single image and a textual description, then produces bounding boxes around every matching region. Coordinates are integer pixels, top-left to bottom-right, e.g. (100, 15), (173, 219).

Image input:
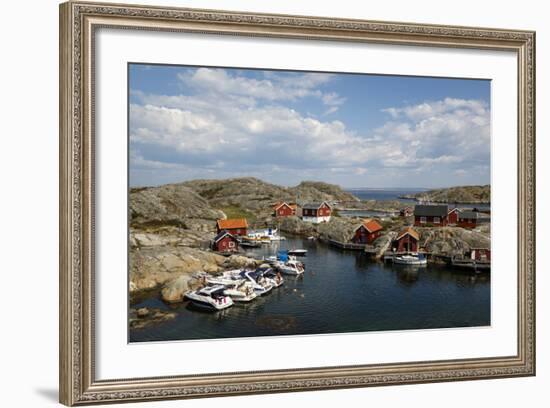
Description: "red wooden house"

(447, 207), (461, 225)
(352, 219), (383, 244)
(273, 202), (296, 217)
(392, 227), (420, 253)
(212, 230), (239, 253)
(216, 218), (248, 236)
(414, 204), (449, 226)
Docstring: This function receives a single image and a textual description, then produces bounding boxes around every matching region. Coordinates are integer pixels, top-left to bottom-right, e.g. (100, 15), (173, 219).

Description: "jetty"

(451, 257), (491, 272)
(328, 239), (366, 251)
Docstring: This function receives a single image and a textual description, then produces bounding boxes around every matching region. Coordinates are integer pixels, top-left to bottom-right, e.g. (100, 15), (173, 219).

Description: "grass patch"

(218, 205), (257, 223)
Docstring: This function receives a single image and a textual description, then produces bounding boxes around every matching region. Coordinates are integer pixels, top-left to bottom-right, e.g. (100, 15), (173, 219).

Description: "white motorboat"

(287, 249), (307, 256)
(247, 228), (285, 242)
(258, 266), (284, 287)
(205, 274), (245, 287)
(275, 259), (305, 275)
(393, 253), (427, 266)
(239, 270), (273, 296)
(264, 255), (278, 265)
(185, 285), (234, 311)
(223, 282), (257, 302)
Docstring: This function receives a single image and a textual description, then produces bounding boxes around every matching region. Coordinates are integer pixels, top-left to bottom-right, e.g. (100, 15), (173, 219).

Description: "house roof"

(273, 201), (292, 210)
(273, 202), (298, 210)
(216, 218), (248, 230)
(448, 207), (461, 214)
(213, 230), (238, 243)
(414, 204), (449, 217)
(302, 201), (330, 210)
(396, 227), (420, 241)
(459, 210), (481, 219)
(359, 219), (383, 233)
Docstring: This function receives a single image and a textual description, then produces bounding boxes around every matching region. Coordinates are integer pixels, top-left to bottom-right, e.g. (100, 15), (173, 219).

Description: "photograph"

(128, 64), (492, 342)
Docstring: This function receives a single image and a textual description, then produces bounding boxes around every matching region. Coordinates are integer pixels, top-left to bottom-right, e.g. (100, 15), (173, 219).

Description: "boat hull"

(185, 292), (234, 311)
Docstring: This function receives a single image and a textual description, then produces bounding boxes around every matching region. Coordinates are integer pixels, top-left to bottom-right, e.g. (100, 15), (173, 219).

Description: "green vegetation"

(218, 205), (257, 223)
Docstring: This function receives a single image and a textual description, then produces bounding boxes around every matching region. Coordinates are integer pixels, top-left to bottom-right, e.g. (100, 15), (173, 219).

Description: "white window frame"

(434, 216), (440, 224)
(420, 216), (427, 224)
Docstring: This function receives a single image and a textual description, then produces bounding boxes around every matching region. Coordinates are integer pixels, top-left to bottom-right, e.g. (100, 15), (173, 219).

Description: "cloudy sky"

(129, 64), (490, 188)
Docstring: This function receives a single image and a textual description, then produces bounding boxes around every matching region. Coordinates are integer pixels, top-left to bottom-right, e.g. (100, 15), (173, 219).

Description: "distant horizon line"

(129, 177), (488, 191)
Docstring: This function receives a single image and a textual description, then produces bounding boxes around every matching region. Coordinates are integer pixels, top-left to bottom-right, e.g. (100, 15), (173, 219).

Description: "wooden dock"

(451, 257), (491, 272)
(328, 239), (365, 251)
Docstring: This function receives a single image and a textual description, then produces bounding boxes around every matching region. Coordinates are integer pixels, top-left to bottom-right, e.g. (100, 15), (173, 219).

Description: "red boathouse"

(212, 230), (239, 253)
(352, 219), (384, 244)
(392, 227), (420, 253)
(216, 218), (248, 236)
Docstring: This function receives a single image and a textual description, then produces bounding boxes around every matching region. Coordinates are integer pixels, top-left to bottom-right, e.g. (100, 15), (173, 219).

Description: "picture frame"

(59, 1), (536, 405)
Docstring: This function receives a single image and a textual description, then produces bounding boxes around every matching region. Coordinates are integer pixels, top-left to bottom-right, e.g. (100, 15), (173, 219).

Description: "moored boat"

(239, 269), (274, 296)
(185, 285), (234, 311)
(223, 282), (258, 302)
(239, 239), (261, 248)
(275, 259), (305, 275)
(258, 265), (284, 287)
(287, 249), (307, 256)
(393, 253), (427, 266)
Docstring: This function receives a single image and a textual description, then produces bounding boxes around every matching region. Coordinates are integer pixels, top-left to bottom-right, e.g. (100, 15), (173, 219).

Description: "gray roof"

(459, 211), (490, 220)
(302, 202), (330, 210)
(459, 210), (479, 219)
(414, 204), (449, 217)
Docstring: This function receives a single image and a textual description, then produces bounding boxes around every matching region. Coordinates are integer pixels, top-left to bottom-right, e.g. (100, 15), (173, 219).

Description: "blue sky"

(129, 64), (491, 188)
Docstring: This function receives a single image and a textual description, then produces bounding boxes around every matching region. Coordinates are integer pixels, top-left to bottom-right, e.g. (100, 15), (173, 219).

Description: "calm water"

(130, 237), (490, 342)
(346, 188), (425, 202)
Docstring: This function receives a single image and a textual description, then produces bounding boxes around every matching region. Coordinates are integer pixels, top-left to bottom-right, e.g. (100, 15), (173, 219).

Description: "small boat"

(239, 270), (273, 296)
(258, 266), (284, 287)
(239, 239), (261, 248)
(393, 253), (427, 266)
(185, 285), (234, 311)
(275, 259), (305, 275)
(223, 282), (258, 302)
(264, 255), (278, 264)
(288, 249), (307, 256)
(247, 228), (284, 242)
(205, 275), (244, 287)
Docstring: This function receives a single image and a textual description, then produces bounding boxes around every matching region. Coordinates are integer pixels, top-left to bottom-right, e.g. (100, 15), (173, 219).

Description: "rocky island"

(129, 178), (359, 301)
(399, 185), (491, 204)
(130, 178), (491, 308)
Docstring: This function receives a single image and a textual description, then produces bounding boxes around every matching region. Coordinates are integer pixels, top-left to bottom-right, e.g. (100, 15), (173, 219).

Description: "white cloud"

(178, 68), (346, 107)
(130, 70), (489, 187)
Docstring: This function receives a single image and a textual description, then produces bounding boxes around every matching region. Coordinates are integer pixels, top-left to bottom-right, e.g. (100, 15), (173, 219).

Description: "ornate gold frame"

(59, 1), (536, 405)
